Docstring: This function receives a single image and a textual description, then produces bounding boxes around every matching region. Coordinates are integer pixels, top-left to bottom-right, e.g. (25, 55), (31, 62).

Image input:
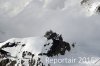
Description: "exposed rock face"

(0, 30), (73, 66)
(43, 30), (71, 57)
(0, 59), (16, 66)
(81, 0), (90, 5)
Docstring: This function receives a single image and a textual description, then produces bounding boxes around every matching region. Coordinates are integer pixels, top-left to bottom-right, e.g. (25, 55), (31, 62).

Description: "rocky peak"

(0, 30), (74, 66)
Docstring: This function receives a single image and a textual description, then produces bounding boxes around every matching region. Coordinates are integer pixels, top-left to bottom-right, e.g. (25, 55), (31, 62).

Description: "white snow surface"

(0, 37), (52, 56)
(0, 37), (53, 66)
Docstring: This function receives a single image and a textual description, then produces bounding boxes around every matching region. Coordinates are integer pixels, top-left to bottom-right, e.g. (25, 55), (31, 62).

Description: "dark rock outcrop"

(43, 30), (71, 57)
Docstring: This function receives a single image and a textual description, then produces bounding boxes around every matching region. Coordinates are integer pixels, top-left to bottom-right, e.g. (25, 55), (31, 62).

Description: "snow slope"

(0, 31), (72, 66)
(0, 37), (49, 66)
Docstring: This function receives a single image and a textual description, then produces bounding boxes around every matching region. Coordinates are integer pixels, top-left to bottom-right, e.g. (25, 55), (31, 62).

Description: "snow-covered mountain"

(81, 0), (100, 16)
(0, 0), (100, 66)
(0, 30), (72, 66)
(0, 31), (100, 66)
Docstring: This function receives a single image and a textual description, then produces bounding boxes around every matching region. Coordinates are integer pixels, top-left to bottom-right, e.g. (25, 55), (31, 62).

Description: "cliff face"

(0, 31), (72, 66)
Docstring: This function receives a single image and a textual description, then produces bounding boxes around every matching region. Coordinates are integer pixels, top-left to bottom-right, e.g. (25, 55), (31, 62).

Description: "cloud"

(0, 0), (32, 17)
(43, 0), (66, 10)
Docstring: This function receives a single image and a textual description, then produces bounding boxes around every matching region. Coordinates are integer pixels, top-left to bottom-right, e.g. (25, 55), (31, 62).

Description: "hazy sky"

(0, 0), (100, 43)
(0, 0), (100, 41)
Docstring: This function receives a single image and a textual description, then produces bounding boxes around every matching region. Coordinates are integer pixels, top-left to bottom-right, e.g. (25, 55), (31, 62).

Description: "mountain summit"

(0, 30), (72, 66)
